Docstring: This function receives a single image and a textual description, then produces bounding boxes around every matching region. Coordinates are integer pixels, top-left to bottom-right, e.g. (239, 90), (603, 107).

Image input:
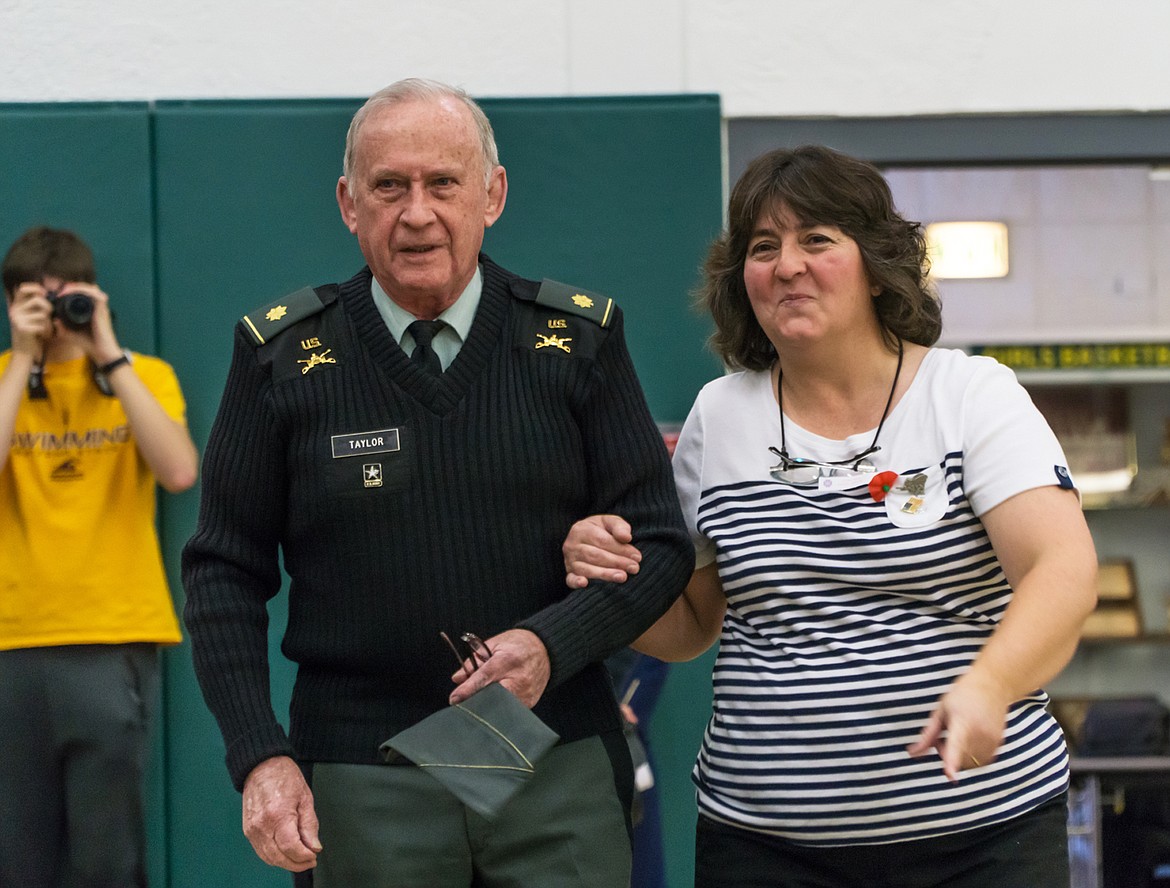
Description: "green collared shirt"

(370, 268), (482, 372)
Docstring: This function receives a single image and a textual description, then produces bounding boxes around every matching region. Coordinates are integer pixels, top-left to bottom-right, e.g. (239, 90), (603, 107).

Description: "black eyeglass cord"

(775, 339), (904, 467)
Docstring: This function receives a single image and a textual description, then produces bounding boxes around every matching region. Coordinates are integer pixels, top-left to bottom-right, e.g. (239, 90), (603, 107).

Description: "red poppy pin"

(869, 471), (899, 503)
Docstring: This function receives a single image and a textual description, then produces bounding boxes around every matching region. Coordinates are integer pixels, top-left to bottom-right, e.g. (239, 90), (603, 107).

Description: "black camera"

(46, 290), (94, 331)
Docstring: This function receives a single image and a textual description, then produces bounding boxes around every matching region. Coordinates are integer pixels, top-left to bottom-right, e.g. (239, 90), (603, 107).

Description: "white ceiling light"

(926, 221), (1010, 279)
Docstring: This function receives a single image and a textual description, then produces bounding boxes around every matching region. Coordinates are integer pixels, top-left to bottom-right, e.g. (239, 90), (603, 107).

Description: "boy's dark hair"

(2, 227), (96, 298)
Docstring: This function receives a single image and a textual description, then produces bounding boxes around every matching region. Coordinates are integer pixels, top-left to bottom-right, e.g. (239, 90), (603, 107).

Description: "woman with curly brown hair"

(564, 145), (1097, 887)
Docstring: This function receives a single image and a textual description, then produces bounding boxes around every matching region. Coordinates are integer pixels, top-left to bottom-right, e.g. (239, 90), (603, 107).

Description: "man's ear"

(337, 177), (359, 234)
(484, 165), (508, 228)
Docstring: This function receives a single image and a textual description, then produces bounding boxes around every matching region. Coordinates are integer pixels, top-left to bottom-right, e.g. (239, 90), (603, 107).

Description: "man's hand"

(449, 628), (550, 707)
(6, 283), (53, 356)
(562, 514), (642, 589)
(241, 756), (322, 872)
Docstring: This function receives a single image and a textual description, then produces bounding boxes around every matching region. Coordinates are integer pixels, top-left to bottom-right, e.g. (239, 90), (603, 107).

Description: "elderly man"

(182, 78), (691, 887)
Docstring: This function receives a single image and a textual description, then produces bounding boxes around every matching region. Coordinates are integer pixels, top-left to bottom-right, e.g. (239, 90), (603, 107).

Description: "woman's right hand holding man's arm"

(563, 515), (725, 661)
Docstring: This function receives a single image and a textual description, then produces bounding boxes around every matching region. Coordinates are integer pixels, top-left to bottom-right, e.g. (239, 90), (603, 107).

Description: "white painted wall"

(3, 0), (1168, 116)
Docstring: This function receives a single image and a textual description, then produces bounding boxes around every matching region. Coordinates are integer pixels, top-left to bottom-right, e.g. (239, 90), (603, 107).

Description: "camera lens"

(48, 291), (94, 331)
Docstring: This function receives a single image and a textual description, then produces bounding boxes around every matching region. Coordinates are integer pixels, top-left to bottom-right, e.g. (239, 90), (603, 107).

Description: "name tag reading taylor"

(331, 428), (401, 459)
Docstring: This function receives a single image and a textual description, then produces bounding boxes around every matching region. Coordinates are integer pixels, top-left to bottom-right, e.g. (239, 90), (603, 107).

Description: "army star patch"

(363, 464), (383, 488)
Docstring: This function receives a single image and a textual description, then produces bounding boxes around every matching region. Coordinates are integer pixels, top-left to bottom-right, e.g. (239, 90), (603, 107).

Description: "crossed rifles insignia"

(535, 333), (572, 353)
(297, 349), (336, 374)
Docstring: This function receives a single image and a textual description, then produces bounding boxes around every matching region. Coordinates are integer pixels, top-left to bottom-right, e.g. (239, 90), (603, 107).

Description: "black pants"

(695, 796), (1070, 888)
(0, 644), (159, 888)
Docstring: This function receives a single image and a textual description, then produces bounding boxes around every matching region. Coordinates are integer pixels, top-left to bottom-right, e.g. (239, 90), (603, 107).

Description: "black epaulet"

(533, 279), (615, 328)
(240, 285), (336, 346)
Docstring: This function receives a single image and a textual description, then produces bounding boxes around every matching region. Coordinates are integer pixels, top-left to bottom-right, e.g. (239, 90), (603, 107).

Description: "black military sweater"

(182, 256), (692, 790)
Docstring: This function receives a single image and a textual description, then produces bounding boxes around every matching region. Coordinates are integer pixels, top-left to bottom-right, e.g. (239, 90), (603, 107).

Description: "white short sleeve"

(960, 357), (1076, 516)
(672, 393), (717, 569)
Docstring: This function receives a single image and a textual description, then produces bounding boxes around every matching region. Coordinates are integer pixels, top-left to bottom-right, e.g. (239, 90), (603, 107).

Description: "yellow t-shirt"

(0, 351), (185, 649)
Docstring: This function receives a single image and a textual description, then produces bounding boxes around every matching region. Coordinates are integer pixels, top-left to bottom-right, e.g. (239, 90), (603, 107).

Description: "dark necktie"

(407, 320), (445, 375)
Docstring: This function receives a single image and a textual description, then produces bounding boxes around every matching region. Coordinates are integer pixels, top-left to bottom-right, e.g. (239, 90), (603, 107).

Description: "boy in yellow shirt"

(0, 227), (198, 888)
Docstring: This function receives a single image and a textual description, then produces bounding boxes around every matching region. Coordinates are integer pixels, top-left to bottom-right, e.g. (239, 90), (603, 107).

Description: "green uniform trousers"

(311, 734), (632, 887)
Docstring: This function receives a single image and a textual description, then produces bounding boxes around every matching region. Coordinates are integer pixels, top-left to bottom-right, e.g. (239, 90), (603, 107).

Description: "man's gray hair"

(342, 78), (500, 186)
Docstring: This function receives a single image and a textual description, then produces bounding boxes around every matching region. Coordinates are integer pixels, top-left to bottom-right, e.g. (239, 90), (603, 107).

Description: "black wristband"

(97, 353), (131, 376)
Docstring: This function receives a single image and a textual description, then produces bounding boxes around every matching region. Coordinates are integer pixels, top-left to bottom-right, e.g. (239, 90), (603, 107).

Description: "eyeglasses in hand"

(440, 631), (494, 673)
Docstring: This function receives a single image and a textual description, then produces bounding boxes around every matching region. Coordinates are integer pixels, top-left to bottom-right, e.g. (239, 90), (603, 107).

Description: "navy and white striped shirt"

(674, 348), (1074, 845)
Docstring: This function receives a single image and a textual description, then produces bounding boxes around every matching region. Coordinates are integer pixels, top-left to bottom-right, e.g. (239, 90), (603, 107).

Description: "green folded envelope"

(379, 682), (560, 819)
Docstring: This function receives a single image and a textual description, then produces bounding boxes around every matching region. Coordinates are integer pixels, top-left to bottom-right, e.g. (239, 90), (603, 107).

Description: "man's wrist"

(5, 346), (38, 367)
(96, 351), (132, 376)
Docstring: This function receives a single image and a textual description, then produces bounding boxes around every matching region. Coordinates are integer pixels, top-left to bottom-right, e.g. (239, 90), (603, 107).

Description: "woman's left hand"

(907, 669), (1011, 782)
